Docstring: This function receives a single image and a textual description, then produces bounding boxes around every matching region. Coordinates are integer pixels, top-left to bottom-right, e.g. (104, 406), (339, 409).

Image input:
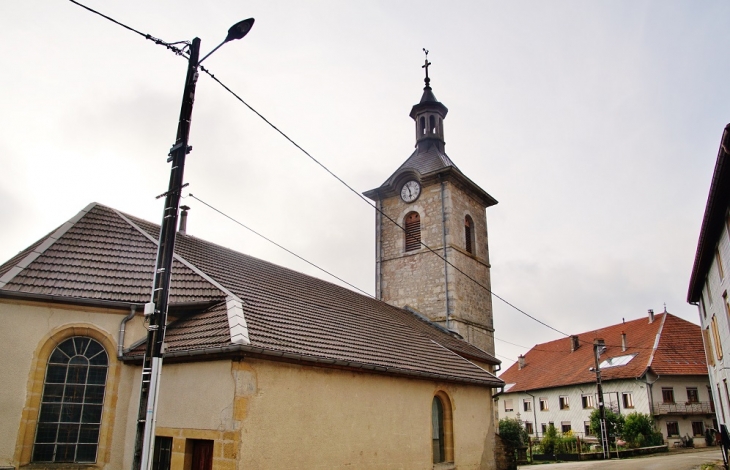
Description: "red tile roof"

(498, 312), (707, 392)
(0, 203), (502, 387)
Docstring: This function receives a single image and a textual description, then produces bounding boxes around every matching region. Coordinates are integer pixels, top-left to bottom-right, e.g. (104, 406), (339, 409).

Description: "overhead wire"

(67, 0), (650, 348)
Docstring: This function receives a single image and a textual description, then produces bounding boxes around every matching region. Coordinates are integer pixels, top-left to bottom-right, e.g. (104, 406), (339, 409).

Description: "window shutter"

(405, 212), (421, 252)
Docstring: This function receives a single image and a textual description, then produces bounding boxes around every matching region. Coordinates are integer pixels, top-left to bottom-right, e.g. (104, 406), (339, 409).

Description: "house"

(687, 123), (730, 434)
(0, 65), (504, 469)
(497, 311), (712, 446)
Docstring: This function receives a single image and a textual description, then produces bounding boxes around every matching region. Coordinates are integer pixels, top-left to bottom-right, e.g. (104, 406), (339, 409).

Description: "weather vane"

(422, 48), (431, 87)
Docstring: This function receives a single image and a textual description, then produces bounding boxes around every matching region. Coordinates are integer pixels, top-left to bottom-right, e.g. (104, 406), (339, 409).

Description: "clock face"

(400, 180), (421, 203)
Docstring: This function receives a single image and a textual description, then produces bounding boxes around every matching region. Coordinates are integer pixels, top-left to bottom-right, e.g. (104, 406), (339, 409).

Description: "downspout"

(440, 174), (451, 330)
(525, 391), (538, 436)
(118, 305), (137, 358)
(375, 198), (383, 299)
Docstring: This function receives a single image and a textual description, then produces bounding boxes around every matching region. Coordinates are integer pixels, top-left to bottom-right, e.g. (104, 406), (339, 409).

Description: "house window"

(717, 248), (725, 280)
(662, 388), (675, 404)
(724, 292), (730, 332)
(541, 423), (547, 434)
(559, 396), (569, 410)
(692, 421), (704, 437)
(523, 399), (532, 412)
(581, 394), (594, 409)
(687, 388), (699, 403)
(464, 215), (475, 254)
(584, 421), (592, 436)
(32, 337), (109, 463)
(153, 436), (173, 470)
(666, 421), (679, 437)
(622, 393), (634, 409)
(404, 212), (421, 252)
(504, 399), (514, 412)
(539, 398), (549, 411)
(432, 393), (454, 464)
(561, 422), (572, 433)
(525, 422), (534, 434)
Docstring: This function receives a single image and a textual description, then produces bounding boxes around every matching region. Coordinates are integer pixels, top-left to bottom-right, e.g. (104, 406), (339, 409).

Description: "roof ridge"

(112, 208), (251, 345)
(0, 202), (97, 290)
(644, 311), (667, 372)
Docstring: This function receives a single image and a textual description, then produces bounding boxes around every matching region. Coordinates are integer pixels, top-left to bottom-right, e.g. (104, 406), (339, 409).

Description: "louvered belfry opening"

(405, 212), (421, 252)
(465, 216), (473, 254)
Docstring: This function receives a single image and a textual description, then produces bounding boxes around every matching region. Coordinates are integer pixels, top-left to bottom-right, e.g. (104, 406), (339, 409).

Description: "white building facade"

(498, 312), (713, 446)
(688, 123), (730, 435)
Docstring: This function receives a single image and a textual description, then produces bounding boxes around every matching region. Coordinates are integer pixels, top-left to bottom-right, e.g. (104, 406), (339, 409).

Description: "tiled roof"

(0, 203), (501, 387)
(0, 204), (223, 304)
(498, 312), (707, 392)
(383, 144), (457, 185)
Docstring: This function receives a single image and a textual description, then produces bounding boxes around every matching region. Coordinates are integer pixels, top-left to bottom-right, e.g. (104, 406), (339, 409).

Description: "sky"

(1, 1), (728, 371)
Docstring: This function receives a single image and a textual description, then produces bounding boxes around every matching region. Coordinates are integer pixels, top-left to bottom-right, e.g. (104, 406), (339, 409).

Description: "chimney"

(570, 335), (580, 352)
(518, 355), (526, 370)
(621, 331), (627, 351)
(179, 205), (190, 235)
(648, 309), (654, 323)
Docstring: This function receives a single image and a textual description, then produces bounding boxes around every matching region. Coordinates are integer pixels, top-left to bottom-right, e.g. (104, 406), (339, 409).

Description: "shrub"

(541, 423), (558, 455)
(622, 412), (655, 448)
(498, 418), (528, 448)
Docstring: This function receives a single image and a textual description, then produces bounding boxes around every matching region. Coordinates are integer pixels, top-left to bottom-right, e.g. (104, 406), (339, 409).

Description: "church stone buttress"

(363, 56), (498, 355)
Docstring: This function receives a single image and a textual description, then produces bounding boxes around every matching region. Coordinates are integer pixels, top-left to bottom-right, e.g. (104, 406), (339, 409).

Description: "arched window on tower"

(32, 337), (109, 463)
(432, 392), (454, 464)
(465, 215), (475, 255)
(429, 115), (436, 134)
(404, 212), (421, 252)
(420, 116), (426, 136)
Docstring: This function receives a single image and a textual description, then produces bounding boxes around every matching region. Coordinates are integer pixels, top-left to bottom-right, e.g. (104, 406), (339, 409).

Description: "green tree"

(498, 418), (528, 448)
(589, 408), (625, 446)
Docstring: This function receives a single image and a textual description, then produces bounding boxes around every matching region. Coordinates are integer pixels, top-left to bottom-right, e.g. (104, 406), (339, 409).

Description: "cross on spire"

(422, 48), (431, 88)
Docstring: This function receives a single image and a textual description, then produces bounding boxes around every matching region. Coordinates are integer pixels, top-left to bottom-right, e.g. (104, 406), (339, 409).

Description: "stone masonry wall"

(378, 177), (495, 354)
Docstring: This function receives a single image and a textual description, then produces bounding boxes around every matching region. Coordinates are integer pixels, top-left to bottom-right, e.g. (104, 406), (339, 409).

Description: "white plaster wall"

(0, 299), (138, 468)
(698, 214), (730, 429)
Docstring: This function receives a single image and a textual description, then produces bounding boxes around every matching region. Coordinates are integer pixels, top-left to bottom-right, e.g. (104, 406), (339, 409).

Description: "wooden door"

(191, 440), (213, 470)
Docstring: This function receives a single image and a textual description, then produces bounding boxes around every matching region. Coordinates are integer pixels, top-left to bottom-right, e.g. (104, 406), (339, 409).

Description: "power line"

(67, 0), (189, 56)
(189, 193), (371, 298)
(67, 0), (569, 339)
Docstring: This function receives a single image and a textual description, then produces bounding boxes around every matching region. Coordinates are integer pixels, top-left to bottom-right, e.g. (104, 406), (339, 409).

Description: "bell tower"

(363, 53), (498, 354)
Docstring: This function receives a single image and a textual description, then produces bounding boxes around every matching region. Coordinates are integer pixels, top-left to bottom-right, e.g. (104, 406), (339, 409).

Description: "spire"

(410, 49), (448, 152)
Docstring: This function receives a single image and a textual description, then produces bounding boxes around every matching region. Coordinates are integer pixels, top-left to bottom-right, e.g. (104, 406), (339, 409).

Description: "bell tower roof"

(362, 51), (497, 209)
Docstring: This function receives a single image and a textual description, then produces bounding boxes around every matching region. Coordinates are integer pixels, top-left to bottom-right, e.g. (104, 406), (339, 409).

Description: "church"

(0, 63), (502, 469)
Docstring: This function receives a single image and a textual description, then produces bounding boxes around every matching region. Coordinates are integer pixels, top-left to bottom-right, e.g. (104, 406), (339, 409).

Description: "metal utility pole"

(132, 37), (201, 470)
(593, 339), (609, 459)
(130, 19), (254, 470)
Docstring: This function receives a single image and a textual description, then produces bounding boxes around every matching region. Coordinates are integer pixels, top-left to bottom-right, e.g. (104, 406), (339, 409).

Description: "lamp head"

(225, 18), (255, 43)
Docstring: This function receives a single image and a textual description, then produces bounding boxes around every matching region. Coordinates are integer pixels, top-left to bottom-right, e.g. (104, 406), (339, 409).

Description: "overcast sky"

(1, 1), (728, 370)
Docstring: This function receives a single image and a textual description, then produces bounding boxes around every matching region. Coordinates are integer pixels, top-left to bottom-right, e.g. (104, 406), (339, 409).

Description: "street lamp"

(133, 18), (254, 470)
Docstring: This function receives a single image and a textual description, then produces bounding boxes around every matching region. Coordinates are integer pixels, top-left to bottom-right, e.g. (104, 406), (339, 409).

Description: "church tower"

(363, 55), (498, 355)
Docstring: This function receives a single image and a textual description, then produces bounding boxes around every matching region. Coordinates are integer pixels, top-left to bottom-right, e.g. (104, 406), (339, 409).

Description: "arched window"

(465, 215), (475, 255)
(429, 115), (436, 134)
(405, 212), (421, 252)
(32, 337), (109, 463)
(420, 116), (426, 136)
(432, 392), (454, 463)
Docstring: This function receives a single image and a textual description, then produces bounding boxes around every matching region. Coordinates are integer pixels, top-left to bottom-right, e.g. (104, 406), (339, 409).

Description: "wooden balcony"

(653, 401), (714, 416)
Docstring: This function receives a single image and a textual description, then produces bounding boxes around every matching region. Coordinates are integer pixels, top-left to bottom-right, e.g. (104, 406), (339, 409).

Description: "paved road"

(518, 448), (723, 470)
